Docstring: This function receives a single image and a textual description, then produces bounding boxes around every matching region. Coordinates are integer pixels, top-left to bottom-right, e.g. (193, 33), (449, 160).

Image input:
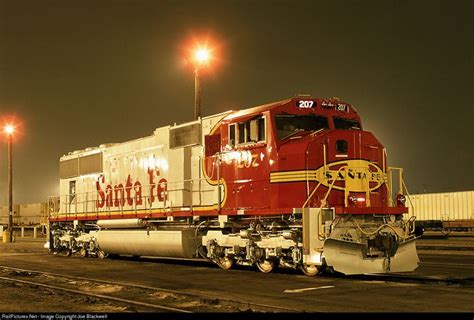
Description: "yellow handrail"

(302, 181), (324, 209)
(317, 166), (347, 238)
(320, 166), (347, 207)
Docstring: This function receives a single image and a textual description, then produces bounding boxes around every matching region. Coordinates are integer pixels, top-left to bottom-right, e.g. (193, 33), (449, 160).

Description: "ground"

(0, 233), (473, 313)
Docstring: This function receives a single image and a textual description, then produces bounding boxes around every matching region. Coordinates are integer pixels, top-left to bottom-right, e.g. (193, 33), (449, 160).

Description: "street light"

(5, 125), (13, 135)
(4, 124), (14, 243)
(192, 46), (211, 120)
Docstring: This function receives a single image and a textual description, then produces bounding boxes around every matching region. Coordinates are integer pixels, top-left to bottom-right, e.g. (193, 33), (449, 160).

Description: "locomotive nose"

(324, 130), (384, 162)
(303, 129), (419, 275)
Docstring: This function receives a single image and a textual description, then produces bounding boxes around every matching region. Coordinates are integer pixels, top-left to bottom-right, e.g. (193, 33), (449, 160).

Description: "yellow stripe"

(270, 170), (320, 183)
(270, 170), (317, 177)
(270, 177), (319, 183)
(271, 174), (318, 180)
(192, 205), (216, 211)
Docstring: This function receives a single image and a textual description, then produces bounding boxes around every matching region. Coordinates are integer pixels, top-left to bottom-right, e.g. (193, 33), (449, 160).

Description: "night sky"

(0, 0), (472, 204)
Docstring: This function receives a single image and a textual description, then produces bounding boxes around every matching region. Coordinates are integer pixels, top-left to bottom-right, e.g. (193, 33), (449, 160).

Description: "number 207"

(298, 100), (314, 108)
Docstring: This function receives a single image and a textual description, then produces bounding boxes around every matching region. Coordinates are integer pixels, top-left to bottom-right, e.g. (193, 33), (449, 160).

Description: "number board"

(321, 100), (350, 112)
(336, 103), (349, 112)
(297, 100), (315, 109)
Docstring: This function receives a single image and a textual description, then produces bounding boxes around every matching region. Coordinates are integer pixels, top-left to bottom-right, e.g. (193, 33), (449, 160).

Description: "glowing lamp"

(396, 194), (406, 207)
(5, 125), (14, 135)
(194, 48), (211, 64)
(348, 194), (358, 207)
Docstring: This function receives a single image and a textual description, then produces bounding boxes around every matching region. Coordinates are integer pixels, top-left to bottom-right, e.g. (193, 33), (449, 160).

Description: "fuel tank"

(96, 229), (198, 258)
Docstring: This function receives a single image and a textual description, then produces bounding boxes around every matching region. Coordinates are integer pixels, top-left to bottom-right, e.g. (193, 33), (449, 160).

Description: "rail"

(0, 266), (306, 312)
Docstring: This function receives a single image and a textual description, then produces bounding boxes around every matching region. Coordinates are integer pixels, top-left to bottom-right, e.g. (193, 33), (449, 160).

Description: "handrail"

(317, 166), (347, 238)
(302, 143), (332, 210)
(387, 169), (393, 207)
(319, 166), (347, 208)
(387, 166), (413, 207)
(302, 181), (324, 209)
(48, 177), (218, 218)
(402, 179), (416, 231)
(385, 167), (415, 236)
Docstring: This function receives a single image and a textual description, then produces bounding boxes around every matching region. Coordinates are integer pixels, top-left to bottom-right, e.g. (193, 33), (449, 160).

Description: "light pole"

(192, 47), (211, 120)
(4, 124), (14, 243)
(194, 68), (201, 120)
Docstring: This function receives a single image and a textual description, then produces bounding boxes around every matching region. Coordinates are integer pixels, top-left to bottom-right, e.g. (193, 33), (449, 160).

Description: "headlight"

(348, 194), (358, 207)
(396, 194), (406, 207)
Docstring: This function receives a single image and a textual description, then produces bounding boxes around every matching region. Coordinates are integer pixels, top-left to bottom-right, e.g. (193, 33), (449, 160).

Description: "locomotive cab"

(265, 98), (419, 274)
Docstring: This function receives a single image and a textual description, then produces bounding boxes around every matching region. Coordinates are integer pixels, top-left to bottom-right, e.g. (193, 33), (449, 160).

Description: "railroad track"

(0, 265), (303, 313)
(0, 275), (189, 313)
(85, 254), (474, 284)
(346, 273), (474, 286)
(421, 261), (474, 269)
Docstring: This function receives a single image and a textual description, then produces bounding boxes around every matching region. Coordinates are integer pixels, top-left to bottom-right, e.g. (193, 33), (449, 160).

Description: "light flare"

(1, 116), (24, 141)
(195, 47), (211, 64)
(180, 33), (223, 74)
(4, 124), (14, 135)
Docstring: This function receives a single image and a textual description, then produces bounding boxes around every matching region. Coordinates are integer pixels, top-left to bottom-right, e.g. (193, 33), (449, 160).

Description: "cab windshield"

(275, 114), (329, 140)
(333, 117), (361, 130)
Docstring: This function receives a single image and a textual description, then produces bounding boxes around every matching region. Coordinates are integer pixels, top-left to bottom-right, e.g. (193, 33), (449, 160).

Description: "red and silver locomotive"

(49, 96), (420, 275)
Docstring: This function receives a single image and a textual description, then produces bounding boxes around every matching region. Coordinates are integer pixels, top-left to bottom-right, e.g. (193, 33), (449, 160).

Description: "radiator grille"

(59, 158), (79, 179)
(79, 153), (103, 175)
(60, 152), (103, 179)
(169, 123), (201, 148)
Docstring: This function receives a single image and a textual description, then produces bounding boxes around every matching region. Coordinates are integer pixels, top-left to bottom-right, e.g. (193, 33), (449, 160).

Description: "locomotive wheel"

(300, 264), (322, 276)
(97, 250), (108, 259)
(217, 256), (234, 270)
(256, 259), (276, 273)
(79, 247), (88, 258)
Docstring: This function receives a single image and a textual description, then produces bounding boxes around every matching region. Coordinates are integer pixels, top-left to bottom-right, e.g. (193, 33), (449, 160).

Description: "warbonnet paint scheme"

(49, 96), (421, 275)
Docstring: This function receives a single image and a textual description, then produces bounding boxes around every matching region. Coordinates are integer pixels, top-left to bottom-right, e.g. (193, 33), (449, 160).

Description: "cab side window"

(238, 123), (245, 144)
(257, 117), (265, 141)
(229, 116), (265, 147)
(229, 124), (236, 146)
